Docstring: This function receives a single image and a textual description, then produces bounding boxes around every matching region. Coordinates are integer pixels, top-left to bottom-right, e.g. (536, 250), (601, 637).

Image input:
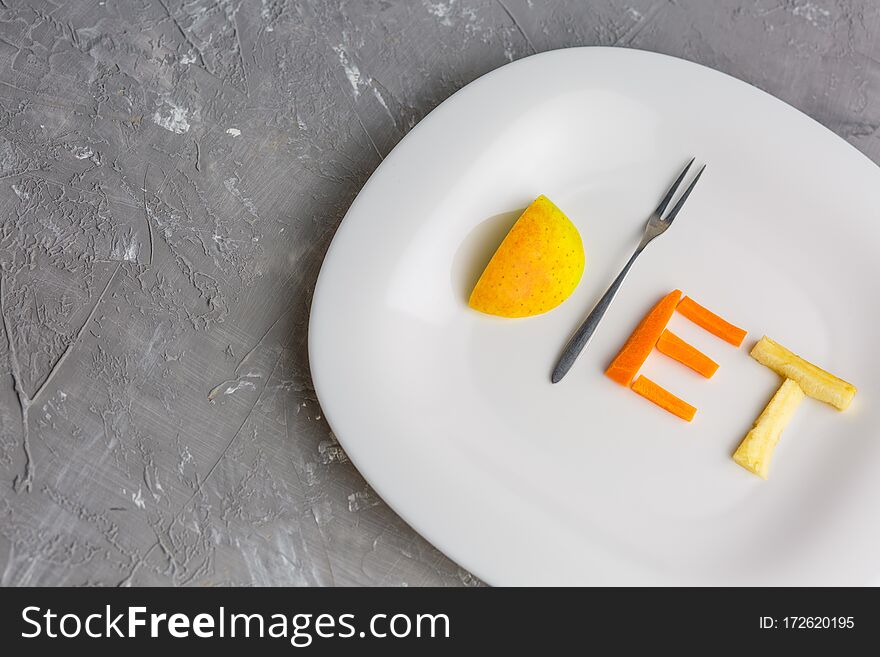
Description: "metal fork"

(551, 158), (706, 384)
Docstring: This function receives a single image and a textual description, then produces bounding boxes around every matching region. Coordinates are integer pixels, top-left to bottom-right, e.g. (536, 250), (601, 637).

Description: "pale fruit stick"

(733, 379), (805, 479)
(750, 336), (856, 411)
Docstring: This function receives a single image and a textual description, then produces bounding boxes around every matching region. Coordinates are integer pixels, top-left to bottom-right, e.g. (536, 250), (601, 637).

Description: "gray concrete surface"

(1, 0), (878, 586)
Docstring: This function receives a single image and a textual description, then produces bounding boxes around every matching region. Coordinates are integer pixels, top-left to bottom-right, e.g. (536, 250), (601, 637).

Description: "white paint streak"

(152, 97), (194, 134)
(223, 177), (260, 218)
(791, 2), (831, 26)
(333, 45), (361, 96)
(124, 241), (139, 262)
(260, 0), (275, 31)
(110, 237), (139, 262)
(370, 81), (390, 112)
(131, 487), (145, 509)
(426, 0), (455, 26)
(178, 445), (194, 476)
(347, 489), (380, 512)
(318, 439), (348, 464)
(72, 146), (94, 160)
(224, 380), (256, 395)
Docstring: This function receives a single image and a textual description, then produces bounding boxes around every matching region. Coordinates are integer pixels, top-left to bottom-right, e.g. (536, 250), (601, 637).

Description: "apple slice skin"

(468, 195), (585, 318)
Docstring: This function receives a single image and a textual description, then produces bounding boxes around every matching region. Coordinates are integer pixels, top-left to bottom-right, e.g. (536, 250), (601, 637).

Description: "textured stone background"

(1, 0), (878, 586)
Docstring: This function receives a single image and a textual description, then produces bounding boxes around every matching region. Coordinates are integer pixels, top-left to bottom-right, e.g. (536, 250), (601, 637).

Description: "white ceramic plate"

(309, 47), (880, 585)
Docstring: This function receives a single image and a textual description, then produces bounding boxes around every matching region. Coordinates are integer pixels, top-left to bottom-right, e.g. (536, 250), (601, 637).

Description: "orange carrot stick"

(676, 296), (747, 347)
(605, 289), (682, 386)
(656, 329), (719, 378)
(631, 375), (697, 422)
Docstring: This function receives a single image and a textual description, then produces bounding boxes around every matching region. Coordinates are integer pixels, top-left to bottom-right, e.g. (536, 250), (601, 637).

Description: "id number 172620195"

(759, 616), (855, 630)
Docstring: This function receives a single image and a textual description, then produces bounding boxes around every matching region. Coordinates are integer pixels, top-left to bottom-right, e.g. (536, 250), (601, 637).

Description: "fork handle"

(551, 244), (644, 383)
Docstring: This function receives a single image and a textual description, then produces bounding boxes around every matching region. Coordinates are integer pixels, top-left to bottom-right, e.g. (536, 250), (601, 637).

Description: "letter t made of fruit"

(733, 337), (857, 479)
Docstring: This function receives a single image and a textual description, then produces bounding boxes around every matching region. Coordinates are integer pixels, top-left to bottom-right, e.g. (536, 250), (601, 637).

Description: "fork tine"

(662, 164), (706, 224)
(653, 157), (695, 218)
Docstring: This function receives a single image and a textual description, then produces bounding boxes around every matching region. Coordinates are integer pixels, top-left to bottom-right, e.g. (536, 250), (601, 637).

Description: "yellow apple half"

(468, 195), (585, 318)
